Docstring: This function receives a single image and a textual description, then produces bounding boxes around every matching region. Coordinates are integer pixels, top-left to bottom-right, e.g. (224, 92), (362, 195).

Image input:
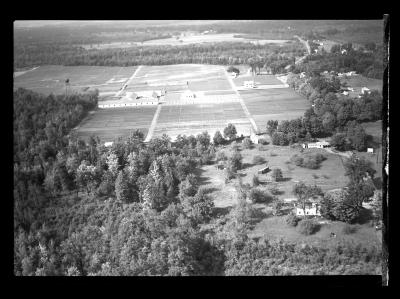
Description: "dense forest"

(14, 41), (303, 71)
(13, 89), (381, 276)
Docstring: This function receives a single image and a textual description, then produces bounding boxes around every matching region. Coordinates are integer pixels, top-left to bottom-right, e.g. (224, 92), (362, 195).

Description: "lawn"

(13, 65), (138, 96)
(248, 214), (381, 248)
(239, 88), (311, 130)
(74, 106), (157, 142)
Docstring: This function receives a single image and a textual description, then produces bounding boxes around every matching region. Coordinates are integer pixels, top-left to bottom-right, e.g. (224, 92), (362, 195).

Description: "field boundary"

(114, 65), (142, 97)
(144, 104), (162, 142)
(224, 68), (259, 133)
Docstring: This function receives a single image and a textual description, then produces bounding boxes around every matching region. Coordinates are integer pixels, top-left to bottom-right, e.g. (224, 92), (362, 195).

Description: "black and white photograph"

(13, 19), (388, 282)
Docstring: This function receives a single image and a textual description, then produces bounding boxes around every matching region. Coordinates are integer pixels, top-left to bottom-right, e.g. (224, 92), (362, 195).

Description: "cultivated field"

(153, 102), (252, 139)
(239, 88), (311, 129)
(13, 65), (137, 96)
(74, 106), (156, 142)
(15, 63), (312, 144)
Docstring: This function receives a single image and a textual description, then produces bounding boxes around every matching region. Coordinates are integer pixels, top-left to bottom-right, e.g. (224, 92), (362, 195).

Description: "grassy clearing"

(249, 215), (381, 248)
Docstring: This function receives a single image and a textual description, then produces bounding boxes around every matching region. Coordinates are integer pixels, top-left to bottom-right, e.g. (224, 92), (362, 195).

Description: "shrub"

(286, 213), (301, 227)
(242, 137), (252, 149)
(258, 138), (269, 145)
(248, 188), (274, 204)
(268, 186), (281, 195)
(258, 144), (268, 151)
(298, 219), (320, 235)
(252, 155), (265, 164)
(290, 153), (326, 169)
(216, 150), (227, 162)
(271, 168), (283, 182)
(312, 174), (319, 179)
(252, 175), (260, 187)
(270, 152), (278, 157)
(342, 224), (358, 235)
(271, 199), (284, 216)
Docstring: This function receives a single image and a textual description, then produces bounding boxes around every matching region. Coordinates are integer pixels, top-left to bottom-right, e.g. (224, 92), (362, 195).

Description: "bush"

(271, 168), (283, 182)
(216, 150), (227, 162)
(248, 188), (274, 204)
(271, 199), (284, 216)
(270, 152), (278, 157)
(258, 144), (268, 151)
(268, 186), (281, 195)
(252, 155), (265, 164)
(342, 224), (358, 235)
(290, 153), (326, 169)
(286, 213), (301, 227)
(258, 138), (269, 145)
(312, 174), (319, 179)
(252, 175), (260, 187)
(242, 137), (252, 149)
(298, 219), (320, 235)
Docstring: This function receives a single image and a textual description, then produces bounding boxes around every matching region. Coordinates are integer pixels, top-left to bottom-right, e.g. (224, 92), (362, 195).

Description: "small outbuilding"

(361, 87), (371, 95)
(296, 201), (321, 217)
(181, 90), (196, 100)
(302, 141), (330, 149)
(258, 166), (270, 174)
(244, 81), (256, 88)
(367, 148), (374, 153)
(104, 142), (114, 147)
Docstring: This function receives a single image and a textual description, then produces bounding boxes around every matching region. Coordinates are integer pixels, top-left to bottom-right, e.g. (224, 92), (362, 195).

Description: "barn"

(244, 81), (256, 88)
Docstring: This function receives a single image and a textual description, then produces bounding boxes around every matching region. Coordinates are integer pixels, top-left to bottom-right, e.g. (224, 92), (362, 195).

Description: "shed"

(258, 166), (270, 174)
(367, 148), (374, 153)
(104, 142), (114, 147)
(302, 141), (330, 149)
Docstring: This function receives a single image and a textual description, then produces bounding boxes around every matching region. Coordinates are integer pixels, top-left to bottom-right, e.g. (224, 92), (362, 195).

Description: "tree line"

(14, 41), (303, 70)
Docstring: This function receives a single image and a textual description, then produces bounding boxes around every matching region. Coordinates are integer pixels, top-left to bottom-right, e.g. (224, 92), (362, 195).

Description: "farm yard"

(198, 141), (381, 250)
(13, 65), (138, 96)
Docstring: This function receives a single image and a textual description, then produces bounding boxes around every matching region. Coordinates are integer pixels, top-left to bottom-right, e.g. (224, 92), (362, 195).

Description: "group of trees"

(320, 155), (377, 223)
(268, 71), (381, 151)
(293, 42), (383, 80)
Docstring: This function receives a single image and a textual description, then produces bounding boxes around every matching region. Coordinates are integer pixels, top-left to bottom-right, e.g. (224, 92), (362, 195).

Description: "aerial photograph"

(13, 20), (386, 278)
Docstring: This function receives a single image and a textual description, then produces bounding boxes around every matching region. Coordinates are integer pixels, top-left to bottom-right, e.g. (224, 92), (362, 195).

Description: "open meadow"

(13, 65), (137, 96)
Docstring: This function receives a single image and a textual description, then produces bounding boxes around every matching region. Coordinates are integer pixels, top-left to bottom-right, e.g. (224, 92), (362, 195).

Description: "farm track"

(115, 65), (142, 97)
(224, 69), (259, 133)
(144, 104), (162, 142)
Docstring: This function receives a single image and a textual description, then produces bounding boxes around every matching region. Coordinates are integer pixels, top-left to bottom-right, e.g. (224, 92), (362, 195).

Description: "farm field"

(13, 65), (137, 96)
(153, 102), (252, 140)
(74, 106), (157, 142)
(239, 88), (311, 129)
(126, 64), (231, 93)
(233, 74), (284, 86)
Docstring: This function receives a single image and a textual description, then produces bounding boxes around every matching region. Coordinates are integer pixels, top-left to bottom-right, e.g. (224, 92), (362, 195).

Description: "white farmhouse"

(302, 141), (330, 149)
(296, 202), (321, 217)
(342, 91), (349, 96)
(361, 87), (371, 95)
(244, 81), (256, 88)
(367, 148), (374, 153)
(104, 142), (114, 147)
(341, 49), (347, 55)
(299, 72), (306, 78)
